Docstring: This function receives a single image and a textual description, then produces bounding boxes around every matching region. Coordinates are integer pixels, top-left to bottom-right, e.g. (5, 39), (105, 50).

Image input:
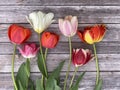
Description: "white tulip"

(26, 11), (55, 33)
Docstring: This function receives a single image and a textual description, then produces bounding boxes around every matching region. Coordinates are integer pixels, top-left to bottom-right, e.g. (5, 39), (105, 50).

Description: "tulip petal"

(84, 30), (94, 44)
(18, 47), (25, 56)
(29, 12), (39, 30)
(74, 49), (86, 66)
(63, 20), (72, 36)
(65, 15), (72, 21)
(58, 19), (64, 34)
(97, 25), (106, 42)
(37, 11), (45, 32)
(71, 16), (78, 32)
(91, 25), (101, 42)
(26, 16), (34, 28)
(44, 13), (54, 29)
(77, 31), (85, 42)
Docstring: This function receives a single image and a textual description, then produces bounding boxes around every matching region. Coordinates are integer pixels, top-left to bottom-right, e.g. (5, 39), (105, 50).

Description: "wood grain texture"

(0, 72), (120, 90)
(0, 42), (119, 54)
(0, 0), (120, 6)
(0, 24), (119, 42)
(0, 54), (119, 72)
(0, 0), (120, 89)
(0, 6), (120, 23)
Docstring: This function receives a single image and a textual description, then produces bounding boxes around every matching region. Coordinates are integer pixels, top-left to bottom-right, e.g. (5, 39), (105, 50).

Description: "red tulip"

(41, 32), (59, 48)
(77, 25), (106, 44)
(8, 24), (31, 44)
(72, 48), (93, 67)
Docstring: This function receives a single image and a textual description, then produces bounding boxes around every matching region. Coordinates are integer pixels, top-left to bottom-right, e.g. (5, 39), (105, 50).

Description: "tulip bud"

(77, 25), (106, 44)
(18, 43), (39, 58)
(26, 11), (55, 34)
(72, 48), (93, 67)
(41, 32), (59, 48)
(8, 24), (31, 44)
(58, 15), (78, 37)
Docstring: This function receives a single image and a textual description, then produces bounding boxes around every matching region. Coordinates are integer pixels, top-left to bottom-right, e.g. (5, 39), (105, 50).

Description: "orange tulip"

(41, 32), (59, 48)
(8, 24), (31, 44)
(77, 25), (106, 44)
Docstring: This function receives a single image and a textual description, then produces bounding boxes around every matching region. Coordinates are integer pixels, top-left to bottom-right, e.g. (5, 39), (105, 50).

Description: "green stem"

(63, 37), (72, 90)
(11, 44), (18, 90)
(69, 67), (79, 88)
(44, 48), (48, 60)
(26, 58), (30, 77)
(39, 34), (48, 77)
(93, 44), (100, 85)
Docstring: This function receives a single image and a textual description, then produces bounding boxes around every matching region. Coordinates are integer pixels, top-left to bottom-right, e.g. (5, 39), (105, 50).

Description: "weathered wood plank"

(0, 54), (119, 72)
(0, 6), (120, 23)
(0, 24), (119, 42)
(0, 0), (120, 6)
(0, 42), (119, 54)
(0, 72), (120, 90)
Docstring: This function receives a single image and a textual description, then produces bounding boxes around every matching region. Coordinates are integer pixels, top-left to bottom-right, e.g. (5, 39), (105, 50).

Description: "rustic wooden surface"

(0, 0), (120, 90)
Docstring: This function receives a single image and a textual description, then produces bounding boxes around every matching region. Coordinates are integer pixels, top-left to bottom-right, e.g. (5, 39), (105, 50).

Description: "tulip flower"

(72, 48), (93, 67)
(26, 11), (55, 34)
(59, 15), (78, 90)
(77, 24), (106, 86)
(41, 32), (59, 49)
(77, 25), (106, 44)
(8, 24), (31, 90)
(58, 15), (78, 37)
(69, 48), (93, 88)
(18, 43), (39, 58)
(8, 24), (31, 44)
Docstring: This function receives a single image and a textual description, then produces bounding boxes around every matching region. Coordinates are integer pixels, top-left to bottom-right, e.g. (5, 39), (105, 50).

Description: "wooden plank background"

(0, 0), (120, 90)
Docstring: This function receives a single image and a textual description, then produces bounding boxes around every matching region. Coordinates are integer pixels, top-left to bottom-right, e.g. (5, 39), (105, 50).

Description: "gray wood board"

(0, 0), (120, 6)
(0, 6), (120, 23)
(0, 42), (119, 54)
(0, 54), (119, 72)
(0, 72), (119, 90)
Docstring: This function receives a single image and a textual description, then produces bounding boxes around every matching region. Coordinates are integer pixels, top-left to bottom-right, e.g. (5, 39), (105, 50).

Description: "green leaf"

(18, 80), (24, 90)
(46, 77), (61, 90)
(36, 79), (44, 90)
(94, 79), (103, 90)
(28, 79), (35, 90)
(37, 53), (47, 77)
(16, 59), (30, 90)
(70, 72), (86, 90)
(49, 61), (65, 82)
(25, 59), (30, 77)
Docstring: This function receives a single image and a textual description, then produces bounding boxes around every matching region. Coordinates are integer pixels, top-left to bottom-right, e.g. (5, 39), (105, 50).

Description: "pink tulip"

(18, 43), (39, 58)
(72, 48), (93, 67)
(58, 15), (78, 37)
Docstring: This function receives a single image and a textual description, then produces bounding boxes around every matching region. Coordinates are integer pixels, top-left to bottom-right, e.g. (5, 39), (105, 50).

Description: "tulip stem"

(69, 67), (79, 88)
(11, 44), (18, 90)
(93, 44), (100, 85)
(39, 34), (48, 77)
(63, 37), (72, 90)
(44, 48), (48, 60)
(39, 34), (47, 90)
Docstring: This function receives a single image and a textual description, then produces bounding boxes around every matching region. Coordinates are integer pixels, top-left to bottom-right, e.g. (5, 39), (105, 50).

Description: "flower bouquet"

(8, 11), (106, 90)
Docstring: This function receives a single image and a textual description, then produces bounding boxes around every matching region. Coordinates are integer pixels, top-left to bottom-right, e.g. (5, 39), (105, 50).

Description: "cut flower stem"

(11, 44), (18, 90)
(69, 66), (79, 88)
(93, 44), (100, 85)
(39, 34), (48, 89)
(63, 37), (72, 90)
(39, 34), (48, 77)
